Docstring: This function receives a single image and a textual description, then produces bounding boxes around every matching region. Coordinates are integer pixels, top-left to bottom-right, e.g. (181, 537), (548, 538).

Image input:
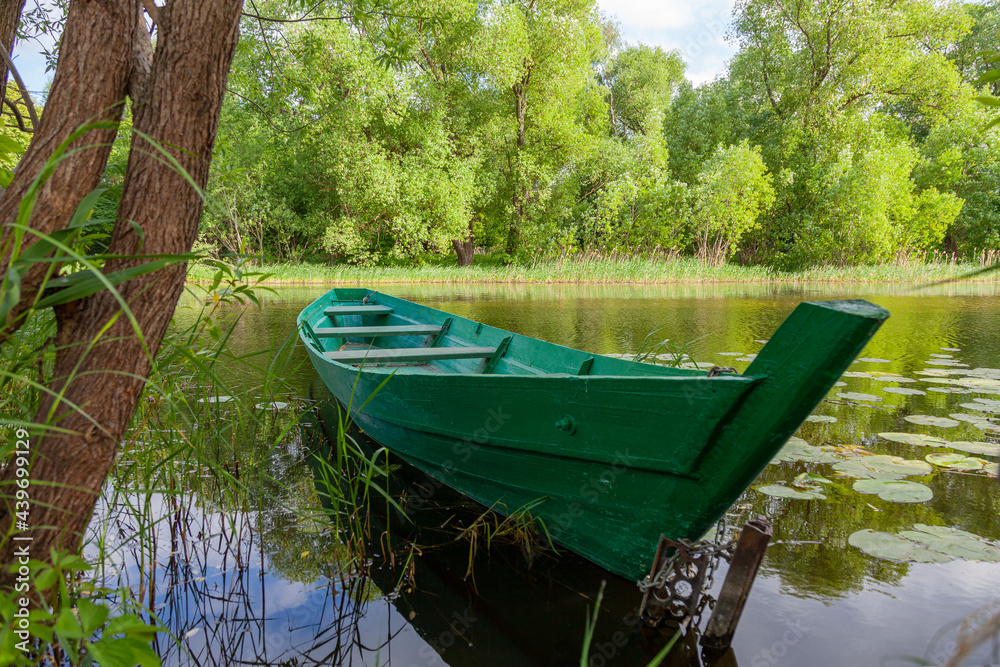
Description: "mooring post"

(700, 516), (772, 652)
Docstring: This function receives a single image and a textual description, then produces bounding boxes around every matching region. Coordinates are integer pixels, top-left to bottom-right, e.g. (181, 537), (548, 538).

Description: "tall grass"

(186, 251), (1000, 285)
(1, 248), (402, 664)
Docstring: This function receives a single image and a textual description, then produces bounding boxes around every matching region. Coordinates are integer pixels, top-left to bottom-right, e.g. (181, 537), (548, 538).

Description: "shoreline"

(185, 258), (1000, 286)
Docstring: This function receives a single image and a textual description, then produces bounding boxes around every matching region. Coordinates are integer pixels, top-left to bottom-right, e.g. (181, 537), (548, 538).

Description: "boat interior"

(300, 289), (708, 378)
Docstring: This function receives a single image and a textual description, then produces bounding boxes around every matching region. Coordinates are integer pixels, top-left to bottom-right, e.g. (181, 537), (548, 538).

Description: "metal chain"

(637, 518), (739, 625)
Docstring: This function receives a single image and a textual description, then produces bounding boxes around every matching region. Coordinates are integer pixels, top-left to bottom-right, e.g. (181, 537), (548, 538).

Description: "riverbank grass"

(186, 255), (1000, 285)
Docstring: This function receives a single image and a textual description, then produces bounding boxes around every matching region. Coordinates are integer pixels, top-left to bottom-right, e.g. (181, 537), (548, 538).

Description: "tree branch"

(130, 7), (154, 102)
(0, 38), (38, 128)
(240, 9), (350, 23)
(2, 96), (30, 132)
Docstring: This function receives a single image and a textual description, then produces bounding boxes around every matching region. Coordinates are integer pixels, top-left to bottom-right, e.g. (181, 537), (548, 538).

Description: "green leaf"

(104, 615), (161, 641)
(975, 70), (1000, 85)
(67, 188), (107, 229)
(76, 599), (109, 636)
(34, 567), (57, 591)
(0, 266), (22, 326)
(0, 135), (22, 155)
(975, 95), (1000, 108)
(57, 555), (90, 571)
(88, 636), (161, 667)
(128, 220), (146, 248)
(34, 259), (177, 310)
(54, 608), (84, 639)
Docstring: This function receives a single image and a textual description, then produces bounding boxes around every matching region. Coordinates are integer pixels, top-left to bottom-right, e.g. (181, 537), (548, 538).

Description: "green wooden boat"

(298, 288), (888, 582)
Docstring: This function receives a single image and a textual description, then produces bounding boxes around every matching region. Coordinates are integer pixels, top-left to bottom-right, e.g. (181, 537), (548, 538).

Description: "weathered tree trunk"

(0, 0), (137, 342)
(507, 74), (530, 257)
(452, 219), (474, 266)
(0, 0), (242, 587)
(0, 0), (26, 90)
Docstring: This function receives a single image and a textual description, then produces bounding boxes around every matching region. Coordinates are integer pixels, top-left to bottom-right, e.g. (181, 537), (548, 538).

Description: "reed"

(186, 253), (1000, 286)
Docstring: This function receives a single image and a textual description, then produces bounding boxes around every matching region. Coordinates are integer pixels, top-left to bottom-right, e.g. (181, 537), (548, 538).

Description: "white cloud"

(597, 0), (738, 85)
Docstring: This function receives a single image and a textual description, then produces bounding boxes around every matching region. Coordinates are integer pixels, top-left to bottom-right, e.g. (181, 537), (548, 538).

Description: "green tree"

(604, 44), (684, 137)
(690, 141), (775, 265)
(664, 81), (739, 187)
(729, 0), (972, 265)
(475, 0), (608, 257)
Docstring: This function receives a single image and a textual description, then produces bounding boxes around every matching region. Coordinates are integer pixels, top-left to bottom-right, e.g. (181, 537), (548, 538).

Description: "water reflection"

(135, 281), (1000, 665)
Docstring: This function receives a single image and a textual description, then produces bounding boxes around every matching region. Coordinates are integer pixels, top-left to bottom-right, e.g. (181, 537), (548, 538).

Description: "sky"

(596, 0), (738, 85)
(11, 36), (53, 99)
(8, 0), (739, 97)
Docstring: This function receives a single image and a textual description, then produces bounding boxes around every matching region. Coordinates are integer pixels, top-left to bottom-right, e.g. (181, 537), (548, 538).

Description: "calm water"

(99, 281), (1000, 666)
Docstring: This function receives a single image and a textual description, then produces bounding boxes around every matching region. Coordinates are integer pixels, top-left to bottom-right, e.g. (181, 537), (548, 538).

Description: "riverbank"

(185, 256), (1000, 285)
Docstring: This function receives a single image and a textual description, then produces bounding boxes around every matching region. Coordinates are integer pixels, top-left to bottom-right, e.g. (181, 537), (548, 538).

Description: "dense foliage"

(196, 0), (1000, 268)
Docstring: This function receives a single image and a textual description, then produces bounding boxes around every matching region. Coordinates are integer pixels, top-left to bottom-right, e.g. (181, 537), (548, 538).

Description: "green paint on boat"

(298, 288), (888, 581)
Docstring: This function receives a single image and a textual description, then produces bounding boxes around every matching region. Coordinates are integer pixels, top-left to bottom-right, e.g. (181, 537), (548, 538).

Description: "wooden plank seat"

(314, 325), (443, 338)
(324, 346), (498, 364)
(324, 305), (394, 316)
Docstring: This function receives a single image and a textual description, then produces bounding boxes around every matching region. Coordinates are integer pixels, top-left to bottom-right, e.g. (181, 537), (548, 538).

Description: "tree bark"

(452, 218), (474, 266)
(0, 0), (242, 587)
(0, 0), (138, 342)
(507, 73), (530, 257)
(0, 0), (26, 91)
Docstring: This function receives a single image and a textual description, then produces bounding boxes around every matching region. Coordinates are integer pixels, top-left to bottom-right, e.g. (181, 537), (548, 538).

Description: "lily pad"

(851, 525), (1000, 563)
(941, 347), (962, 352)
(871, 375), (916, 383)
(756, 484), (825, 500)
(841, 371), (874, 378)
(949, 413), (1000, 432)
(794, 472), (833, 486)
(917, 369), (958, 377)
(947, 440), (1000, 457)
(833, 455), (932, 479)
(882, 387), (926, 396)
(254, 401), (291, 411)
(929, 354), (953, 359)
(833, 381), (847, 387)
(904, 415), (960, 428)
(901, 525), (1000, 562)
(877, 432), (948, 447)
(805, 415), (837, 423)
(960, 402), (1000, 414)
(926, 359), (969, 367)
(198, 395), (234, 404)
(837, 392), (882, 402)
(957, 378), (1000, 390)
(857, 358), (891, 363)
(970, 398), (1000, 407)
(773, 438), (841, 464)
(848, 530), (950, 563)
(925, 453), (988, 470)
(926, 387), (971, 394)
(852, 479), (933, 503)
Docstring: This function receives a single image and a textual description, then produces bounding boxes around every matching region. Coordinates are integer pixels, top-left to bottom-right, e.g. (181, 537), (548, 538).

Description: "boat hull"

(300, 288), (889, 581)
